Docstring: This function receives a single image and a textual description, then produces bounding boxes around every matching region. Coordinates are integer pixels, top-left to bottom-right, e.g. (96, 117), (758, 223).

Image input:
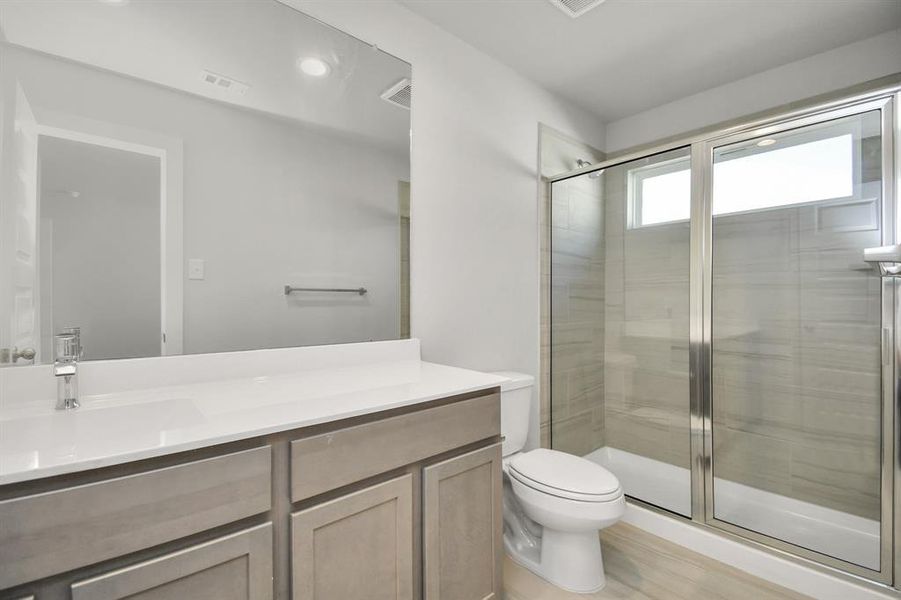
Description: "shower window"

(713, 133), (855, 214)
(630, 126), (864, 229)
(628, 157), (691, 228)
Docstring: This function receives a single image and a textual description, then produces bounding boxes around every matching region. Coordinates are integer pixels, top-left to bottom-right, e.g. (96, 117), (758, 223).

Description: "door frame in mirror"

(34, 113), (184, 357)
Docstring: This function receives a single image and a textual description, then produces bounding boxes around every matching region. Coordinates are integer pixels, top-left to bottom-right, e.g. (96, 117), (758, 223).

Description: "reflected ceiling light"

(756, 138), (777, 147)
(298, 57), (330, 77)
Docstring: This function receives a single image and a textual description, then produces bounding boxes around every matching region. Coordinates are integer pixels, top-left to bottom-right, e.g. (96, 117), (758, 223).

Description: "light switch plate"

(188, 259), (205, 280)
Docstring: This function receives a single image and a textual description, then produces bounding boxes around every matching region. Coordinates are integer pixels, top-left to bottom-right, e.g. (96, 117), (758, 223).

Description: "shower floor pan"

(585, 446), (880, 570)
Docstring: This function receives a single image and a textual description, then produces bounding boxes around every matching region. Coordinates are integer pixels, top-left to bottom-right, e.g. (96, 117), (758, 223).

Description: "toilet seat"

(508, 449), (622, 503)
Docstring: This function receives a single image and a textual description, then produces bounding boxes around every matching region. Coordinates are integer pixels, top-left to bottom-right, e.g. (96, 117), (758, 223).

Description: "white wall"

(605, 29), (901, 153)
(10, 45), (409, 355)
(286, 0), (606, 450)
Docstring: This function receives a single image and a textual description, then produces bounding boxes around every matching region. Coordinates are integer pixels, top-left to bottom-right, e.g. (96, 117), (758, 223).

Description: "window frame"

(627, 115), (871, 230)
(626, 155), (692, 230)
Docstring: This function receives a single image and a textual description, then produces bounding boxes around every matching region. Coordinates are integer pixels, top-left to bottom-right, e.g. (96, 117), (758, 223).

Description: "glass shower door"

(550, 147), (692, 517)
(707, 105), (890, 575)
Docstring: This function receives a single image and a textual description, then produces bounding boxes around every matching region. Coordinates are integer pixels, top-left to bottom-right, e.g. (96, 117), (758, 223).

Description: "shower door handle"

(863, 245), (901, 276)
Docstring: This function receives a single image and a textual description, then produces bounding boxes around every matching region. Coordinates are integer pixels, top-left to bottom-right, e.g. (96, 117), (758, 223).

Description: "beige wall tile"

(540, 124), (606, 454)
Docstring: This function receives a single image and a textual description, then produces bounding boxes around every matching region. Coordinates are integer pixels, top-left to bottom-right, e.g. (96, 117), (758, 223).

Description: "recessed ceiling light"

(99, 0), (130, 5)
(756, 138), (777, 147)
(298, 57), (330, 78)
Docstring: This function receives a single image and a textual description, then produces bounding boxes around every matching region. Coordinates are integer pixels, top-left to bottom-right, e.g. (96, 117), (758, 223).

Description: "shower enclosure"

(548, 85), (899, 585)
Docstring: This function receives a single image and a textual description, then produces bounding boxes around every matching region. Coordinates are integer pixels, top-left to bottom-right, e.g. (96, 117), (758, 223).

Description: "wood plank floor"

(503, 523), (811, 600)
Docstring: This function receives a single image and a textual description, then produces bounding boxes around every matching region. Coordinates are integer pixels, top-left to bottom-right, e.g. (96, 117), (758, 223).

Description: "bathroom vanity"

(0, 341), (505, 600)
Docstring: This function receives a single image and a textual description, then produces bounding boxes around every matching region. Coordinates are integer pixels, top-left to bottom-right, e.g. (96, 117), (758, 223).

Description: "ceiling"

(41, 136), (160, 207)
(0, 0), (411, 151)
(400, 0), (901, 122)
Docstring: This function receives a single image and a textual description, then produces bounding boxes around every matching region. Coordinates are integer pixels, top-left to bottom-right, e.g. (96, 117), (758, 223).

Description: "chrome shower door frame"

(691, 95), (897, 585)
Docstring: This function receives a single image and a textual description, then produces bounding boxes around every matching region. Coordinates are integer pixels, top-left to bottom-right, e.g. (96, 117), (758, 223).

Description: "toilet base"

(501, 452), (623, 594)
(505, 527), (606, 594)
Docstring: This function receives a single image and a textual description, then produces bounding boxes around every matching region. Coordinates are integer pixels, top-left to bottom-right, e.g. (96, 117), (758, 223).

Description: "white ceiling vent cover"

(199, 70), (250, 96)
(381, 78), (411, 110)
(547, 0), (607, 18)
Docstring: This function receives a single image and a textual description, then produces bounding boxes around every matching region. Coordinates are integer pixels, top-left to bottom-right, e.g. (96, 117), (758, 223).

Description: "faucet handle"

(13, 347), (35, 362)
(61, 327), (83, 359)
(55, 333), (79, 362)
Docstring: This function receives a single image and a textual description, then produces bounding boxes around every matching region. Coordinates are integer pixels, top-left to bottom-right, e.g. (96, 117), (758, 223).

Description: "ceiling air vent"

(199, 70), (250, 96)
(547, 0), (607, 18)
(381, 78), (411, 110)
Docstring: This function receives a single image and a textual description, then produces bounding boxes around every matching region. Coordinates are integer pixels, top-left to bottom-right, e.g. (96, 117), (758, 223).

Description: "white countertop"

(0, 359), (506, 485)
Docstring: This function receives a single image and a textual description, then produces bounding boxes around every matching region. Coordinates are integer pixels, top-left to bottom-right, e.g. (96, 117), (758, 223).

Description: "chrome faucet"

(53, 333), (80, 410)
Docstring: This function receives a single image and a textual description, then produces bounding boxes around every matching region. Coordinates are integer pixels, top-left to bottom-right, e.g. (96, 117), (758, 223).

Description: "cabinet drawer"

(290, 392), (499, 502)
(0, 446), (271, 590)
(71, 523), (273, 600)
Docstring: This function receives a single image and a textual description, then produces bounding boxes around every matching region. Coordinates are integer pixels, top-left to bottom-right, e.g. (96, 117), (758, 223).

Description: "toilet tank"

(490, 371), (534, 457)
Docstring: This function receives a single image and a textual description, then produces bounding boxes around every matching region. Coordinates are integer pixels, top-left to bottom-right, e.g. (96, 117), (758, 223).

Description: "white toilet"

(493, 371), (625, 594)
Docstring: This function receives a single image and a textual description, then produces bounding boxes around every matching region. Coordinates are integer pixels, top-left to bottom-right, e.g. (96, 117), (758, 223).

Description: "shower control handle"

(864, 244), (901, 263)
(863, 245), (901, 276)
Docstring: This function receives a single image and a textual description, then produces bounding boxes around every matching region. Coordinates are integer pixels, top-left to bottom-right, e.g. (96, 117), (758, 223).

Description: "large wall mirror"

(0, 0), (412, 365)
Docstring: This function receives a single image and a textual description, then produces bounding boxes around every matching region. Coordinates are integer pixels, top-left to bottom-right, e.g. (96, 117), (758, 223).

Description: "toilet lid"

(508, 449), (622, 502)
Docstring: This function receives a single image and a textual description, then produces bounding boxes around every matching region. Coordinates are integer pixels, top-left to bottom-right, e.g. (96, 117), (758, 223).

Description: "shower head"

(575, 159), (601, 179)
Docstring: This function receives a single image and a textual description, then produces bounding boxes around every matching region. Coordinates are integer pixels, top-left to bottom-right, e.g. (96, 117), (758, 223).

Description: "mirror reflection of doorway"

(38, 134), (162, 361)
(399, 180), (410, 339)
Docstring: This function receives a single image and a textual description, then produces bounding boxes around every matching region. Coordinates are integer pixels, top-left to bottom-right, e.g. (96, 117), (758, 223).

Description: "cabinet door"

(70, 524), (272, 600)
(423, 444), (502, 600)
(291, 474), (413, 600)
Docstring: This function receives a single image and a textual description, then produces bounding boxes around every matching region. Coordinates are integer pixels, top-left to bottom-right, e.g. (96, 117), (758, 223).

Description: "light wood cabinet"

(423, 443), (503, 600)
(291, 475), (414, 600)
(70, 524), (273, 600)
(0, 389), (501, 600)
(290, 393), (499, 502)
(0, 446), (272, 590)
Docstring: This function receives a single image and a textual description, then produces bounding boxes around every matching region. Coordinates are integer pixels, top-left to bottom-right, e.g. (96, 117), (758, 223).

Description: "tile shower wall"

(602, 160), (691, 470)
(541, 125), (605, 450)
(712, 203), (882, 520)
(549, 172), (606, 456)
(547, 146), (691, 464)
(547, 142), (882, 520)
(594, 195), (878, 519)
